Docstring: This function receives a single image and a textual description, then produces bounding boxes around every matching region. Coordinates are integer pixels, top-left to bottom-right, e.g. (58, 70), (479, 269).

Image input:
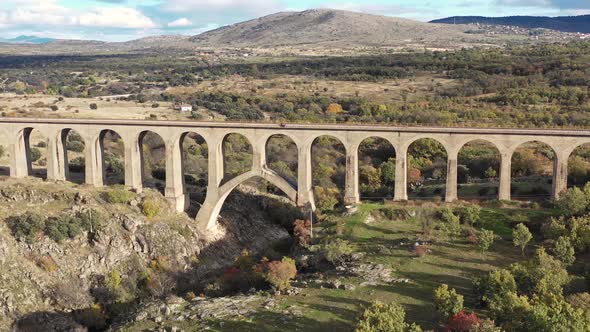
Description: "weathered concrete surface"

(1, 118), (588, 230)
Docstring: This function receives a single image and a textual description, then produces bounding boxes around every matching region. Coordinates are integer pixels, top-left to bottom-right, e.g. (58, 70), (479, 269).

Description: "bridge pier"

(124, 133), (143, 193)
(445, 153), (458, 203)
(394, 147), (408, 201)
(344, 144), (360, 205)
(499, 151), (512, 201)
(165, 139), (188, 212)
(297, 142), (315, 209)
(552, 153), (568, 200)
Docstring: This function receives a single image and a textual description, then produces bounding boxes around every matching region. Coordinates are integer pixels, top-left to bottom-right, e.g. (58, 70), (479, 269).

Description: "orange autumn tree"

(326, 103), (343, 114)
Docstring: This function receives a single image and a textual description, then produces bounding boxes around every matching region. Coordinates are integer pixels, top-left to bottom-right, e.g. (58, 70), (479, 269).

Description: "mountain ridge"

(430, 15), (590, 33)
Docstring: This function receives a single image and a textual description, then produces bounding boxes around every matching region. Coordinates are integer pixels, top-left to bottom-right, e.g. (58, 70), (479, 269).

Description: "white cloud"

(161, 0), (283, 14)
(167, 17), (192, 27)
(0, 0), (157, 29)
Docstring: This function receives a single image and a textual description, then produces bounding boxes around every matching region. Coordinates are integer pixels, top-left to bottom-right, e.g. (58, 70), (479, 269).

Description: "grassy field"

(147, 202), (558, 332)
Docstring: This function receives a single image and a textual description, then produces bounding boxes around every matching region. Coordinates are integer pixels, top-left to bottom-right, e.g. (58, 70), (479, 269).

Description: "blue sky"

(1, 0), (589, 41)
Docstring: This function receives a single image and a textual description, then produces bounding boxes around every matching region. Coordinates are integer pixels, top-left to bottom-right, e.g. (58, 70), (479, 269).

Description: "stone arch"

(406, 137), (448, 200)
(179, 131), (209, 215)
(222, 132), (253, 183)
(138, 130), (167, 193)
(265, 134), (298, 186)
(511, 140), (556, 200)
(311, 135), (347, 210)
(357, 136), (397, 200)
(16, 127), (47, 179)
(456, 139), (501, 200)
(197, 169), (298, 230)
(97, 129), (125, 186)
(0, 128), (10, 176)
(567, 141), (590, 188)
(59, 128), (86, 184)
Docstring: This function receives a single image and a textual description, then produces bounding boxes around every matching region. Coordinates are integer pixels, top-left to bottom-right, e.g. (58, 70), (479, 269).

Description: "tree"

(29, 147), (42, 162)
(322, 238), (354, 265)
(355, 301), (422, 332)
(553, 236), (575, 266)
(259, 257), (297, 291)
(478, 229), (496, 254)
(380, 159), (396, 185)
(555, 186), (589, 217)
(326, 103), (343, 114)
(513, 223), (533, 256)
(434, 284), (464, 321)
(89, 103), (98, 110)
(445, 311), (481, 332)
(439, 208), (462, 241)
(460, 206), (481, 226)
(484, 167), (497, 178)
(293, 219), (312, 246)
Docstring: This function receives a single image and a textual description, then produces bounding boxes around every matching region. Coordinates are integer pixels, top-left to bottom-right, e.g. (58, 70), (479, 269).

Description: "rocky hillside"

(189, 9), (488, 49)
(0, 177), (293, 331)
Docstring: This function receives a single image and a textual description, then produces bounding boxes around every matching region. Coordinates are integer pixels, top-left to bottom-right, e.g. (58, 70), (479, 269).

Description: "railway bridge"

(0, 118), (587, 230)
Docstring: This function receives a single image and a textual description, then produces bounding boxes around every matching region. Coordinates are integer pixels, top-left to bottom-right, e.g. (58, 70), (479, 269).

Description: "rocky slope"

(0, 177), (291, 331)
(189, 9), (488, 49)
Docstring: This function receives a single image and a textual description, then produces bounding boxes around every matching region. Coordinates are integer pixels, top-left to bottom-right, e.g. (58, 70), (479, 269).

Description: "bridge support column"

(499, 151), (512, 201)
(297, 143), (315, 209)
(165, 140), (187, 213)
(394, 149), (408, 201)
(85, 134), (104, 187)
(10, 129), (31, 178)
(445, 155), (458, 203)
(46, 131), (67, 181)
(344, 145), (360, 205)
(196, 137), (224, 231)
(124, 135), (143, 192)
(552, 153), (568, 200)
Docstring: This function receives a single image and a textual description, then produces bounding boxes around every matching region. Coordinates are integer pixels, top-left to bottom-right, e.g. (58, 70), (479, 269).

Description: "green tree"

(438, 208), (461, 241)
(380, 159), (396, 185)
(513, 223), (533, 256)
(555, 186), (590, 217)
(434, 284), (464, 321)
(553, 236), (575, 266)
(478, 229), (496, 254)
(29, 147), (42, 162)
(355, 301), (422, 332)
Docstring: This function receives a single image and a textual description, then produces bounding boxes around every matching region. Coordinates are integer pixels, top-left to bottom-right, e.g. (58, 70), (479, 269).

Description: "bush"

(104, 188), (136, 204)
(355, 301), (422, 332)
(322, 238), (354, 265)
(141, 198), (161, 217)
(445, 311), (481, 332)
(512, 223), (533, 255)
(434, 284), (464, 322)
(477, 229), (496, 253)
(66, 140), (85, 153)
(50, 105), (58, 111)
(151, 168), (166, 181)
(553, 236), (575, 266)
(258, 257), (297, 291)
(438, 208), (461, 241)
(381, 207), (410, 221)
(293, 219), (312, 246)
(29, 147), (42, 162)
(0, 145), (4, 158)
(45, 215), (83, 243)
(10, 212), (45, 244)
(555, 186), (590, 216)
(456, 206), (481, 226)
(89, 103), (98, 110)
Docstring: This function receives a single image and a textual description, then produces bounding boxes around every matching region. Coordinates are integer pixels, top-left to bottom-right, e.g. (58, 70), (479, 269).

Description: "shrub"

(66, 140), (85, 153)
(382, 207), (410, 221)
(457, 206), (481, 226)
(555, 186), (590, 216)
(512, 223), (533, 256)
(258, 257), (297, 291)
(50, 105), (58, 111)
(434, 284), (464, 321)
(445, 311), (481, 332)
(104, 188), (135, 204)
(45, 215), (83, 243)
(566, 292), (590, 311)
(29, 147), (42, 162)
(477, 229), (496, 254)
(141, 198), (161, 218)
(414, 244), (428, 257)
(473, 269), (517, 306)
(553, 236), (575, 266)
(355, 301), (422, 332)
(89, 103), (98, 110)
(151, 168), (166, 181)
(10, 212), (45, 244)
(0, 145), (4, 158)
(151, 103), (159, 108)
(293, 219), (312, 246)
(322, 238), (354, 265)
(438, 208), (461, 241)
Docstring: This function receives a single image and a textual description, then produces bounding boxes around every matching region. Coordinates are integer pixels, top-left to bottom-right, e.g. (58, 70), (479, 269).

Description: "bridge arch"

(178, 131), (209, 214)
(358, 136), (396, 200)
(59, 128), (86, 184)
(406, 137), (448, 200)
(567, 141), (590, 188)
(511, 140), (556, 200)
(138, 130), (167, 193)
(15, 127), (48, 179)
(222, 132), (253, 183)
(265, 134), (298, 186)
(456, 139), (501, 200)
(198, 169), (298, 230)
(311, 135), (347, 211)
(96, 129), (125, 186)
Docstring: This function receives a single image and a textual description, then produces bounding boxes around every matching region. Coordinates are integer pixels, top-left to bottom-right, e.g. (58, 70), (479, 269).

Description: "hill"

(189, 9), (486, 49)
(0, 35), (55, 44)
(430, 15), (590, 33)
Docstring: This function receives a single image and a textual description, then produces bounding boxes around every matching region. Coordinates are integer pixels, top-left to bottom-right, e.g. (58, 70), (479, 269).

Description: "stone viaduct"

(0, 118), (588, 231)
